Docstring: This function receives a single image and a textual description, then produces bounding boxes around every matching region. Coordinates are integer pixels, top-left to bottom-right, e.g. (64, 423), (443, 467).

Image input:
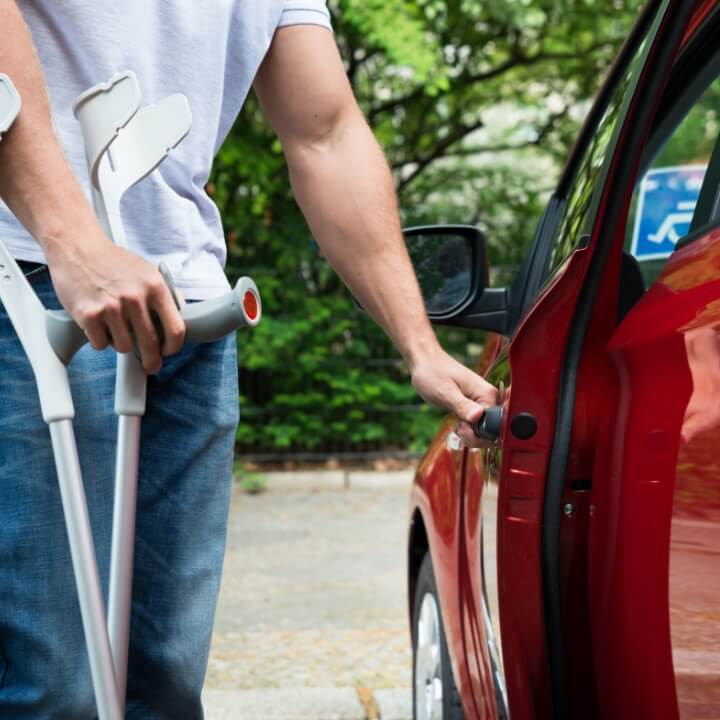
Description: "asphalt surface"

(204, 479), (414, 719)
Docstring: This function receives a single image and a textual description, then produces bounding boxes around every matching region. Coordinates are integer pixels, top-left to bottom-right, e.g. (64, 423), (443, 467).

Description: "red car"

(405, 1), (720, 718)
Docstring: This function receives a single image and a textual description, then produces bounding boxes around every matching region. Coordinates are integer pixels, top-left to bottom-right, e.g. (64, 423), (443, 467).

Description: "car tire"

(413, 552), (465, 720)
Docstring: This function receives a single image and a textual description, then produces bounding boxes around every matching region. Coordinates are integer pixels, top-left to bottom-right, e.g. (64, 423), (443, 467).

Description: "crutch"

(0, 73), (261, 719)
(73, 71), (199, 709)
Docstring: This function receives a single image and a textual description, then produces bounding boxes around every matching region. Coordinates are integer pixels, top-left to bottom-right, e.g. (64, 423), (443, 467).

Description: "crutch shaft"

(108, 414), (141, 705)
(49, 420), (123, 720)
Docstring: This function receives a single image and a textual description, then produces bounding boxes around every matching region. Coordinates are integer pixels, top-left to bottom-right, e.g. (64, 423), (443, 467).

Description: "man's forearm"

(284, 111), (441, 369)
(0, 0), (97, 257)
(254, 25), (497, 443)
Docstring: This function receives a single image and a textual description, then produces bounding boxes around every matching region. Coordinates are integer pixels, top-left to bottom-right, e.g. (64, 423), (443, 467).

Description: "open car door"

(453, 2), (704, 718)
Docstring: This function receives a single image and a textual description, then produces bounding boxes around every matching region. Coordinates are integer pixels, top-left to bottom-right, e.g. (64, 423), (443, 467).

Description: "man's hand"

(410, 348), (498, 448)
(46, 228), (185, 374)
(0, 0), (184, 373)
(254, 26), (499, 440)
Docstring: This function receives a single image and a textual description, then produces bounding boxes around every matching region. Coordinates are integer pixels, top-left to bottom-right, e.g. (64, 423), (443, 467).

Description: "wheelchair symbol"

(648, 200), (696, 246)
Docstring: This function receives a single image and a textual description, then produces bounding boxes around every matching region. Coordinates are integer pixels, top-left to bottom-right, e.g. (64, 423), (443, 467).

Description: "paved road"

(205, 481), (413, 718)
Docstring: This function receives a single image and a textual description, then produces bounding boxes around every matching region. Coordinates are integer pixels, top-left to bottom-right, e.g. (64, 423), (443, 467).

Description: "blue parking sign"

(631, 165), (706, 261)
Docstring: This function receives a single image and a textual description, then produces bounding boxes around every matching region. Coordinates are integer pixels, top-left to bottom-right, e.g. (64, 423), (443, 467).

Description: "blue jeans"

(0, 264), (239, 719)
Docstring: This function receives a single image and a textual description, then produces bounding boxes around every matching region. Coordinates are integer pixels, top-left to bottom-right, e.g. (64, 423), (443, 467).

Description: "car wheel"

(413, 552), (464, 720)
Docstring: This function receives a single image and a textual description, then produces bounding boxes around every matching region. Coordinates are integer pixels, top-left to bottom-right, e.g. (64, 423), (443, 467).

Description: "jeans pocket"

(16, 260), (49, 283)
(15, 262), (60, 310)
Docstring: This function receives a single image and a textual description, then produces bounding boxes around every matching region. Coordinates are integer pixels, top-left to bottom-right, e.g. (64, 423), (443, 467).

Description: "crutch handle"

(46, 310), (90, 366)
(182, 276), (261, 343)
(45, 275), (262, 365)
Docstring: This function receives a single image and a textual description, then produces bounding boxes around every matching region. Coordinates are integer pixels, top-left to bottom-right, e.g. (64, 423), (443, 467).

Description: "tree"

(211, 0), (645, 456)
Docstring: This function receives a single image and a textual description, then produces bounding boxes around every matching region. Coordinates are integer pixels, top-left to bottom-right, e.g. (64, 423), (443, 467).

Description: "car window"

(545, 38), (651, 279)
(624, 63), (720, 287)
(505, 5), (664, 330)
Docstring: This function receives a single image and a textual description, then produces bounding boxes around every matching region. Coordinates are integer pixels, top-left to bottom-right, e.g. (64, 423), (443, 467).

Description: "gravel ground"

(206, 483), (413, 693)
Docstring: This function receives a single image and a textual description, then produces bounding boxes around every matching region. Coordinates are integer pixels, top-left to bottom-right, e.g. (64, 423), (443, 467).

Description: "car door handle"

(474, 406), (504, 442)
(474, 407), (539, 442)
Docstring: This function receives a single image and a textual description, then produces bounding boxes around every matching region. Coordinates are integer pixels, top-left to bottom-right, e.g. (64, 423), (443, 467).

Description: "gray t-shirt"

(3, 1), (332, 299)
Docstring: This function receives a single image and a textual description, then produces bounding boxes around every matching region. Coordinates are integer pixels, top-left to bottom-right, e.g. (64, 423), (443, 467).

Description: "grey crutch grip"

(182, 277), (261, 343)
(46, 310), (90, 366)
(45, 276), (262, 365)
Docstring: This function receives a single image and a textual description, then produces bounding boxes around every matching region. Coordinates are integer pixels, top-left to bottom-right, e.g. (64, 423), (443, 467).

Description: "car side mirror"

(404, 224), (509, 334)
(404, 225), (488, 319)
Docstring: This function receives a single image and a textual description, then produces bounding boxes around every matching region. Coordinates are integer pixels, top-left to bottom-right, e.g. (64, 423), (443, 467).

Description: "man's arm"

(254, 26), (497, 447)
(0, 0), (183, 373)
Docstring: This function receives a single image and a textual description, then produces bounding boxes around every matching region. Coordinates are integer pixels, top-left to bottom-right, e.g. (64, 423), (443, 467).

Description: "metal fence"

(235, 406), (433, 463)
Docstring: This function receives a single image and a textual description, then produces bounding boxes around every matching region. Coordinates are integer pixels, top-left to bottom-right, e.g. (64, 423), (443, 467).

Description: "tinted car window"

(547, 41), (650, 277)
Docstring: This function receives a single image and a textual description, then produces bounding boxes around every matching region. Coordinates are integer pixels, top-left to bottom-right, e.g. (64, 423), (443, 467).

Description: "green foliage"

(213, 0), (644, 455)
(341, 0), (449, 91)
(234, 462), (269, 494)
(654, 79), (720, 168)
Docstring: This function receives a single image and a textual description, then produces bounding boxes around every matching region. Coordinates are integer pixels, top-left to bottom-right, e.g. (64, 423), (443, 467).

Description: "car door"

(585, 7), (720, 717)
(456, 1), (702, 718)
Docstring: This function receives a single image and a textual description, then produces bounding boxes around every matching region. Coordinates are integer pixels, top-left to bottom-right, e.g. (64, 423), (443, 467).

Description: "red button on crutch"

(243, 289), (259, 321)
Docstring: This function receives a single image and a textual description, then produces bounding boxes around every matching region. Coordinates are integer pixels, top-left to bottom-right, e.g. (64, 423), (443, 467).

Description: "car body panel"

(498, 246), (595, 719)
(582, 5), (720, 719)
(462, 339), (507, 720)
(410, 416), (476, 713)
(410, 335), (505, 719)
(589, 227), (720, 718)
(500, 2), (694, 716)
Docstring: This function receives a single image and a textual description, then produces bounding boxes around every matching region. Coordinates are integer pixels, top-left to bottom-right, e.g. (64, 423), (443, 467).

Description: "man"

(0, 1), (496, 717)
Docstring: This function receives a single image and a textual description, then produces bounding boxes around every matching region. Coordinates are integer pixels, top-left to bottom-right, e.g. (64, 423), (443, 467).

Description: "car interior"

(619, 14), (720, 320)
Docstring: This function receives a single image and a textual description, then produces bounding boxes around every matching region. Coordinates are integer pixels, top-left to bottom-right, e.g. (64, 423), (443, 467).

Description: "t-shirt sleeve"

(278, 1), (332, 31)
